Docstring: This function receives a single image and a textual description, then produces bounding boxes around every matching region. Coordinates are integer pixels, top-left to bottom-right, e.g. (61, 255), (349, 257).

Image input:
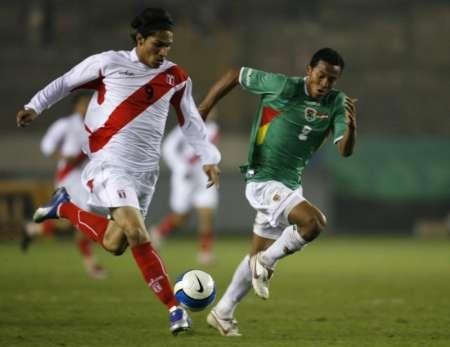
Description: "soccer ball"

(173, 269), (216, 311)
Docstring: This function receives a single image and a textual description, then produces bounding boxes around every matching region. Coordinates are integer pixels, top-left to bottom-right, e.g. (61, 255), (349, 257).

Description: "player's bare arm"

(337, 97), (357, 157)
(203, 164), (221, 188)
(198, 68), (240, 120)
(17, 108), (38, 128)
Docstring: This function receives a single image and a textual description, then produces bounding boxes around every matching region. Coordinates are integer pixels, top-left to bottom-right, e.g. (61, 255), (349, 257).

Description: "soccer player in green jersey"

(198, 48), (357, 336)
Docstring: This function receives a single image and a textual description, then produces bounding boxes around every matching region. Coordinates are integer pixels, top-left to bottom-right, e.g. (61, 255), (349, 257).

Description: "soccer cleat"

(206, 308), (241, 337)
(249, 252), (274, 300)
(169, 306), (192, 335)
(33, 187), (70, 223)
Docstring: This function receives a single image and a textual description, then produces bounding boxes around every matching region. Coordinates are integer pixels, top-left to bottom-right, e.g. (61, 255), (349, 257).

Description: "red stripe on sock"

(131, 242), (178, 309)
(59, 202), (108, 244)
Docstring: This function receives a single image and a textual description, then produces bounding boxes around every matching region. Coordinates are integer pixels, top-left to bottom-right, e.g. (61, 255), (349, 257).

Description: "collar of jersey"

(130, 48), (140, 63)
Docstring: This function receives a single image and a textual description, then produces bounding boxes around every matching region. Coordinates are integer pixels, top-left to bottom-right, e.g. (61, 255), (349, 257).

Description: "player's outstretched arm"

(198, 68), (240, 120)
(337, 97), (357, 157)
(16, 108), (38, 128)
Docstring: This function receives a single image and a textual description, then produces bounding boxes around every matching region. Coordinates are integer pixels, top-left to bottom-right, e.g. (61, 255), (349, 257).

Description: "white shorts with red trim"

(169, 171), (218, 214)
(81, 160), (159, 217)
(55, 168), (89, 211)
(245, 180), (305, 240)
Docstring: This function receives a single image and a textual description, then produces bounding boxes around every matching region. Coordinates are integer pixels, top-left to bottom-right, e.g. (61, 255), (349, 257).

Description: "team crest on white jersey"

(166, 74), (176, 86)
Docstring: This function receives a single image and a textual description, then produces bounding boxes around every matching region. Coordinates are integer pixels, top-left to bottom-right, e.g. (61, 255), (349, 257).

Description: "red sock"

(200, 229), (214, 252)
(59, 202), (108, 244)
(131, 242), (178, 310)
(42, 220), (55, 236)
(157, 214), (177, 236)
(77, 236), (93, 257)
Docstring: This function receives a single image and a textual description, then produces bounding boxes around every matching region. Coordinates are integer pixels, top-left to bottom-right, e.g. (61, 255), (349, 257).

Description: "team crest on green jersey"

(304, 107), (329, 122)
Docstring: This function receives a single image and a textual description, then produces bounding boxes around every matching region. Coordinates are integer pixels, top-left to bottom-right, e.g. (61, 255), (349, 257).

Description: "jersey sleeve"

(238, 67), (287, 97)
(25, 53), (104, 115)
(40, 119), (67, 157)
(170, 77), (221, 166)
(332, 92), (348, 144)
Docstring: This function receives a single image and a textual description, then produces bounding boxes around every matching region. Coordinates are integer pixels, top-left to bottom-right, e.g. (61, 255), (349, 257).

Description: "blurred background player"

(198, 48), (357, 336)
(16, 8), (221, 335)
(21, 93), (107, 279)
(152, 109), (220, 265)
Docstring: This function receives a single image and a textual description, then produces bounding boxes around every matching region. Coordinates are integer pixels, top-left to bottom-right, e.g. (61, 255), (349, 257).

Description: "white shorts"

(245, 180), (305, 240)
(81, 160), (159, 217)
(56, 168), (89, 211)
(170, 171), (218, 214)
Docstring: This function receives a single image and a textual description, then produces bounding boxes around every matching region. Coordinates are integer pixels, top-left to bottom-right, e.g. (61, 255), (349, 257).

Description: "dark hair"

(130, 8), (174, 43)
(309, 48), (345, 71)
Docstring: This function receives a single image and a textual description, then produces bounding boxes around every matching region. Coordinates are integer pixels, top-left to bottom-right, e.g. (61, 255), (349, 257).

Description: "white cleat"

(249, 252), (274, 300)
(206, 308), (241, 337)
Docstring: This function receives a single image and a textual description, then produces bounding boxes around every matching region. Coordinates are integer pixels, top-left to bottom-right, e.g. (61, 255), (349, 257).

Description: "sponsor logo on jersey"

(118, 70), (135, 76)
(304, 107), (328, 122)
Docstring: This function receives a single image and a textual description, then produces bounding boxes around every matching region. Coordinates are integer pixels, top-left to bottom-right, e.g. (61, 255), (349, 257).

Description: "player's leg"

(196, 207), (215, 265)
(151, 212), (189, 247)
(260, 200), (326, 267)
(112, 205), (190, 334)
(249, 200), (326, 300)
(193, 180), (218, 265)
(55, 192), (128, 254)
(243, 181), (319, 299)
(151, 173), (191, 246)
(208, 233), (274, 336)
(63, 169), (110, 274)
(75, 231), (108, 279)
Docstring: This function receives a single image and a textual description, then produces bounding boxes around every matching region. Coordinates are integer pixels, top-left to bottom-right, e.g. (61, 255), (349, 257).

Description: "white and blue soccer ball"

(173, 269), (216, 311)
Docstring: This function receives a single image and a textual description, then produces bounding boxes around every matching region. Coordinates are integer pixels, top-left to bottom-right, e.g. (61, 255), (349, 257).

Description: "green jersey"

(239, 67), (348, 189)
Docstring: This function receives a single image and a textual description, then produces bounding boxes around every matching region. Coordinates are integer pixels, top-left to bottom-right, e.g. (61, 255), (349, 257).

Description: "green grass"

(1, 235), (450, 347)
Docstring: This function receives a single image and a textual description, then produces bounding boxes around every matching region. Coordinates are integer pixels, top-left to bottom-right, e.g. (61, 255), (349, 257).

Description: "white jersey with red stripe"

(162, 121), (220, 177)
(40, 113), (88, 184)
(163, 121), (220, 213)
(25, 48), (220, 172)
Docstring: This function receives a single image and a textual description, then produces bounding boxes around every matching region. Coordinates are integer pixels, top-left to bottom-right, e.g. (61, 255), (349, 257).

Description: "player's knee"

(111, 242), (128, 256)
(121, 223), (149, 245)
(297, 212), (327, 242)
(102, 238), (128, 256)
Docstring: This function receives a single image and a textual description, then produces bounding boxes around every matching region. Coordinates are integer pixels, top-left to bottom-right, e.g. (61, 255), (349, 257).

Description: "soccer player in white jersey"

(21, 93), (107, 279)
(152, 114), (220, 265)
(16, 8), (221, 335)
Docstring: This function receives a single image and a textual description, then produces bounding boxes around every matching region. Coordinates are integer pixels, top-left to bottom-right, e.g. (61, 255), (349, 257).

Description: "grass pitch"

(1, 235), (449, 347)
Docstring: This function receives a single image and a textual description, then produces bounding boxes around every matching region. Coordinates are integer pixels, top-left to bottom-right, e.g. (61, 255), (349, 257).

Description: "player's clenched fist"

(17, 108), (38, 127)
